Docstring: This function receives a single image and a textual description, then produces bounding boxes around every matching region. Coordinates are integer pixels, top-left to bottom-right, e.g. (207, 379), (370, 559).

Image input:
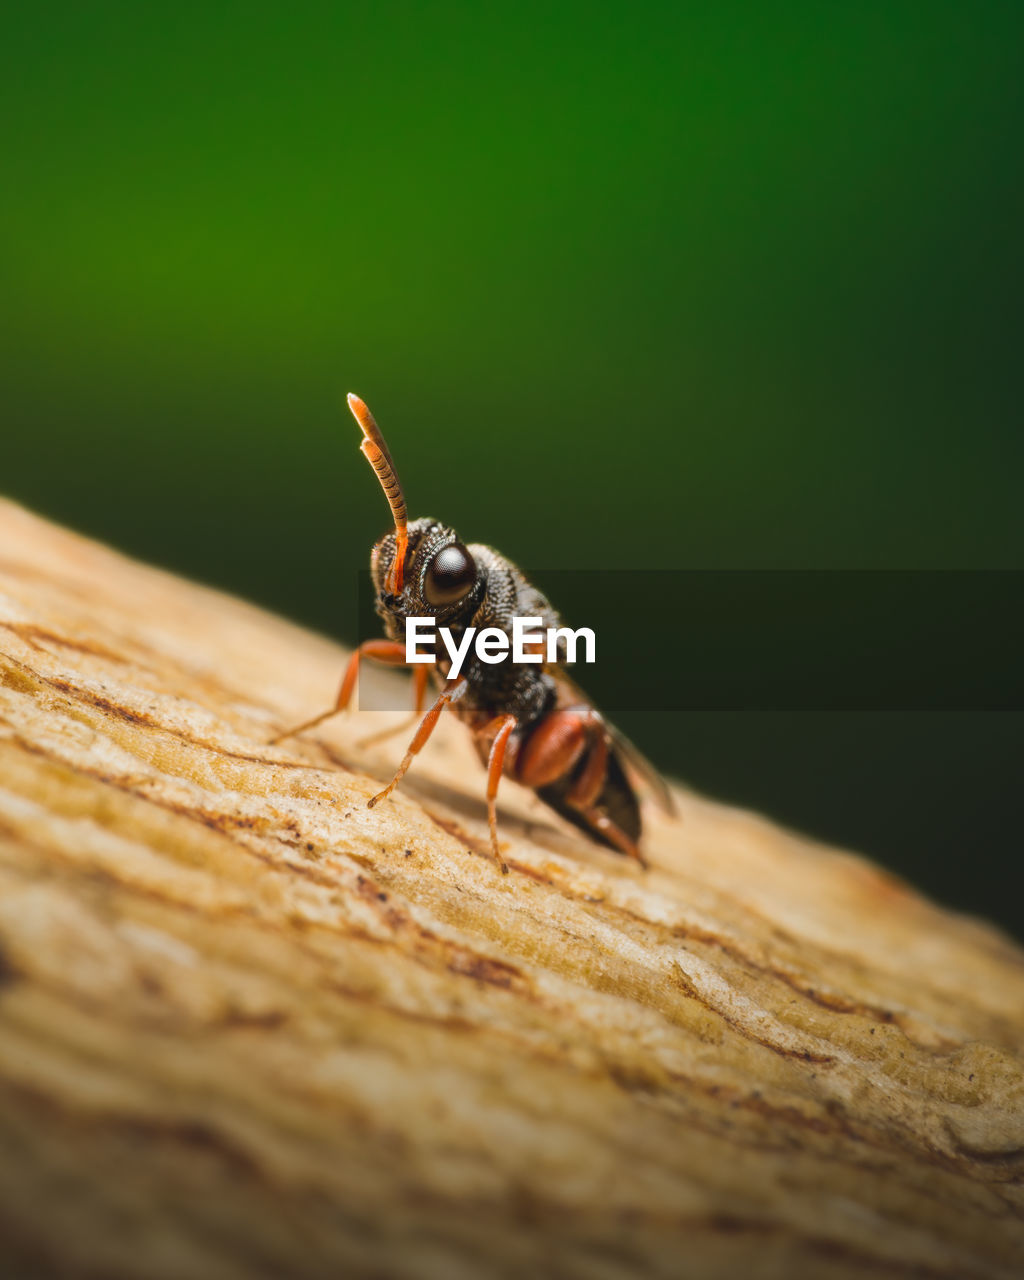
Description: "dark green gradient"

(3, 5), (1021, 932)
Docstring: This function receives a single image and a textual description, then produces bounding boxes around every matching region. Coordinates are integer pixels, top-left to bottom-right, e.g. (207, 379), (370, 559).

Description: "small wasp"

(272, 395), (674, 873)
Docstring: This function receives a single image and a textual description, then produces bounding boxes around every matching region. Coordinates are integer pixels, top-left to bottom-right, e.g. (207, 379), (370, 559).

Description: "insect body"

(273, 395), (673, 873)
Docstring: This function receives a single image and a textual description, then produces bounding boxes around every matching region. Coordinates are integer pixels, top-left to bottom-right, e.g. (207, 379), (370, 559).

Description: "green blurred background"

(3, 4), (1021, 934)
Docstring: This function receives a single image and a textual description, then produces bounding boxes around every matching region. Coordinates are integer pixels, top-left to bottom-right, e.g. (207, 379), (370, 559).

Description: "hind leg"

(270, 639), (411, 744)
(517, 707), (645, 866)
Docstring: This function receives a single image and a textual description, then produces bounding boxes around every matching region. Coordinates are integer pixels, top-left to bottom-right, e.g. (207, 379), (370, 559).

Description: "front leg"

(366, 676), (469, 808)
(269, 639), (410, 744)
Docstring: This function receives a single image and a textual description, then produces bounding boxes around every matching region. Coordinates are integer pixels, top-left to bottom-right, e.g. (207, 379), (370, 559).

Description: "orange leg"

(269, 639), (409, 743)
(356, 662), (432, 748)
(482, 714), (518, 874)
(366, 677), (468, 809)
(411, 662), (431, 714)
(568, 713), (645, 865)
(576, 806), (646, 867)
(565, 718), (608, 808)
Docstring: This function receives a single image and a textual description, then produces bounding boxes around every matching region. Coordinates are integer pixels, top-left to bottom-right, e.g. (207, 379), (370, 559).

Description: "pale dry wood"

(0, 497), (1022, 1280)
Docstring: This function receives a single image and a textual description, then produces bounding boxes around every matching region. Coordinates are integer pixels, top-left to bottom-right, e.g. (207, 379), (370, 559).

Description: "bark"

(0, 497), (1021, 1280)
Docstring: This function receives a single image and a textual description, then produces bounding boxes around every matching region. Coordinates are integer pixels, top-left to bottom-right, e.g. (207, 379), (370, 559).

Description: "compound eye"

(424, 542), (476, 606)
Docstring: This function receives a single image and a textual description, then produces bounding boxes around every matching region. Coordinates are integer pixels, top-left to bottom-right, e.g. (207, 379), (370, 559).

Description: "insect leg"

(269, 639), (409, 743)
(366, 677), (468, 809)
(356, 662), (431, 748)
(575, 807), (647, 867)
(564, 714), (610, 809)
(568, 715), (647, 866)
(482, 714), (518, 875)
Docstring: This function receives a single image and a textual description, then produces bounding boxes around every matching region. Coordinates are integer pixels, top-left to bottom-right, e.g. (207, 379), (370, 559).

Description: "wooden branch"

(0, 497), (1021, 1280)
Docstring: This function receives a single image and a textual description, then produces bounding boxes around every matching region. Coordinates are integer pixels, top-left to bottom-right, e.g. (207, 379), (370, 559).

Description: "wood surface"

(0, 498), (1021, 1279)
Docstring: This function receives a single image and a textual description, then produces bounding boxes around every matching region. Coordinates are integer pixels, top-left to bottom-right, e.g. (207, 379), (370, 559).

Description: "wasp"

(272, 395), (674, 873)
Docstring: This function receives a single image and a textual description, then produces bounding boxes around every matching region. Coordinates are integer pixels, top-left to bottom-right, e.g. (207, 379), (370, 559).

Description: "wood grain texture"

(0, 498), (1021, 1280)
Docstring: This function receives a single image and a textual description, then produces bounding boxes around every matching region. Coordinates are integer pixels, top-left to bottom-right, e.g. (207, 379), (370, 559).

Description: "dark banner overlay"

(355, 570), (1023, 712)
